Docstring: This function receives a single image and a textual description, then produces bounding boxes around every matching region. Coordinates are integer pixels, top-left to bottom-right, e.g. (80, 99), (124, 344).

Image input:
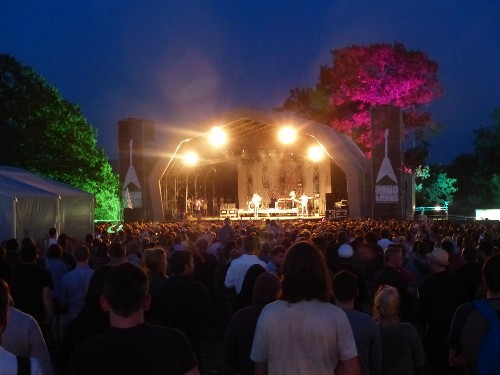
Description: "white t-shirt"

(251, 300), (358, 375)
(224, 254), (266, 293)
(0, 347), (43, 375)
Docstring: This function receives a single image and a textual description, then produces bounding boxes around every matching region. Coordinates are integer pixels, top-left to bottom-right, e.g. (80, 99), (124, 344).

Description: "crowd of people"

(0, 215), (499, 374)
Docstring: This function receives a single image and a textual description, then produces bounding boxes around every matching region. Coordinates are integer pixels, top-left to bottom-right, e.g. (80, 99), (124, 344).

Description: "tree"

(415, 165), (457, 206)
(448, 106), (500, 215)
(279, 43), (444, 158)
(0, 54), (120, 221)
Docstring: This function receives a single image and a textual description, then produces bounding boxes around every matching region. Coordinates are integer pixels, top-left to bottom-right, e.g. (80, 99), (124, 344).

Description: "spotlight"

(279, 126), (297, 144)
(183, 151), (198, 166)
(308, 145), (324, 162)
(209, 127), (227, 147)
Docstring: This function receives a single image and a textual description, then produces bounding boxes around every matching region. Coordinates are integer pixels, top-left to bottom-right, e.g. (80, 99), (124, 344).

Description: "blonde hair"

(373, 285), (400, 322)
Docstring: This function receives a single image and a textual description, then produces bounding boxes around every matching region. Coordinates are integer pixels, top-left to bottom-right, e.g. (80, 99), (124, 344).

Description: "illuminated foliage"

(0, 54), (120, 221)
(280, 43), (444, 158)
(415, 165), (457, 206)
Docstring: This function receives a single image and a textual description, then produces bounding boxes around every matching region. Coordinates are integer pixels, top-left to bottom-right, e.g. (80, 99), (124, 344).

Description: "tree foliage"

(448, 107), (500, 215)
(279, 43), (444, 159)
(415, 165), (457, 206)
(0, 54), (120, 221)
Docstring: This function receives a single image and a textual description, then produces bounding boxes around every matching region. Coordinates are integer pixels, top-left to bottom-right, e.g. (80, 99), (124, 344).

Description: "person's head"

(96, 242), (109, 257)
(270, 245), (286, 267)
(196, 238), (209, 253)
(142, 248), (167, 275)
(46, 244), (63, 259)
(4, 238), (18, 252)
(483, 254), (500, 295)
(384, 246), (403, 269)
(373, 285), (400, 322)
(380, 228), (391, 240)
(427, 247), (449, 272)
(74, 245), (90, 263)
(108, 242), (126, 261)
(461, 245), (477, 263)
(224, 217), (231, 226)
(281, 241), (331, 303)
(0, 279), (9, 333)
(333, 270), (358, 304)
(252, 272), (281, 305)
(416, 241), (430, 257)
(281, 237), (292, 249)
(243, 235), (257, 254)
(20, 242), (38, 263)
(101, 263), (149, 318)
(169, 250), (193, 275)
(48, 227), (57, 237)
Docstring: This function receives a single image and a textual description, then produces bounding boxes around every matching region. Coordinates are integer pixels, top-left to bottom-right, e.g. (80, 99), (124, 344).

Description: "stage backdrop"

(236, 152), (331, 214)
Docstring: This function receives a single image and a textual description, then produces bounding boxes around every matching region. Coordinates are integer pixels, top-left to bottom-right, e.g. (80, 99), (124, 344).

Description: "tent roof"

(0, 166), (94, 198)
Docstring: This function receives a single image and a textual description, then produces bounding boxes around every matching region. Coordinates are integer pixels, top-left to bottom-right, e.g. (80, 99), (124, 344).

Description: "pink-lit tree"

(280, 43), (444, 160)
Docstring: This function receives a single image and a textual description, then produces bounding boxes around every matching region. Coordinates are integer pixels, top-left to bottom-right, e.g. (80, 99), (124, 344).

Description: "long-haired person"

(251, 241), (360, 375)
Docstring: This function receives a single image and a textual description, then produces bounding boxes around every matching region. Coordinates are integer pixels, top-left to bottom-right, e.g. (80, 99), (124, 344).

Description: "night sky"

(2, 1), (499, 164)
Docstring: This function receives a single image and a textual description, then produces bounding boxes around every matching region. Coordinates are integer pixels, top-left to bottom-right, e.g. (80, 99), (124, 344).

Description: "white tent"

(0, 166), (94, 243)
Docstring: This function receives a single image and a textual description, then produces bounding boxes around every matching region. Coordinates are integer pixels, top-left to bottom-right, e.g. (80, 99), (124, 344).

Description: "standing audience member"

(57, 266), (112, 374)
(143, 248), (169, 326)
(89, 242), (109, 270)
(223, 272), (281, 375)
(455, 245), (482, 302)
(404, 241), (431, 292)
(193, 238), (218, 304)
(158, 250), (214, 366)
(448, 253), (500, 374)
(57, 235), (77, 271)
(373, 286), (425, 375)
(0, 279), (43, 374)
(374, 246), (417, 324)
(59, 245), (94, 333)
(224, 235), (266, 295)
(66, 262), (199, 375)
(266, 245), (285, 277)
(418, 247), (466, 375)
(107, 242), (127, 265)
(45, 244), (69, 341)
(11, 243), (53, 338)
(217, 218), (236, 249)
(333, 270), (382, 375)
(251, 241), (360, 375)
(232, 264), (266, 312)
(1, 262), (52, 375)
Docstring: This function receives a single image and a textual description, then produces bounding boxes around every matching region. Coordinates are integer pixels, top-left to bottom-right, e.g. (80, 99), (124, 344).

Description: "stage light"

(308, 145), (324, 162)
(183, 151), (199, 166)
(209, 127), (227, 147)
(434, 205), (441, 211)
(279, 126), (297, 144)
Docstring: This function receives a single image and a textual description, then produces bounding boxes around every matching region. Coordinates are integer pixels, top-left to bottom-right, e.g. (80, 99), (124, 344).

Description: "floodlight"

(209, 127), (227, 147)
(183, 151), (199, 166)
(434, 205), (441, 211)
(279, 126), (297, 144)
(308, 145), (324, 162)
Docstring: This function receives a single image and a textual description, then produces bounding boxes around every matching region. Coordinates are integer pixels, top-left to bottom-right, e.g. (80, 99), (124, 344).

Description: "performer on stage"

(289, 191), (296, 207)
(300, 194), (312, 217)
(251, 193), (262, 219)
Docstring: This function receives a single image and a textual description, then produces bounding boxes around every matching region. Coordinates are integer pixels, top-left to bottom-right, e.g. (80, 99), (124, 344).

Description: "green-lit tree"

(415, 165), (457, 206)
(0, 54), (120, 221)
